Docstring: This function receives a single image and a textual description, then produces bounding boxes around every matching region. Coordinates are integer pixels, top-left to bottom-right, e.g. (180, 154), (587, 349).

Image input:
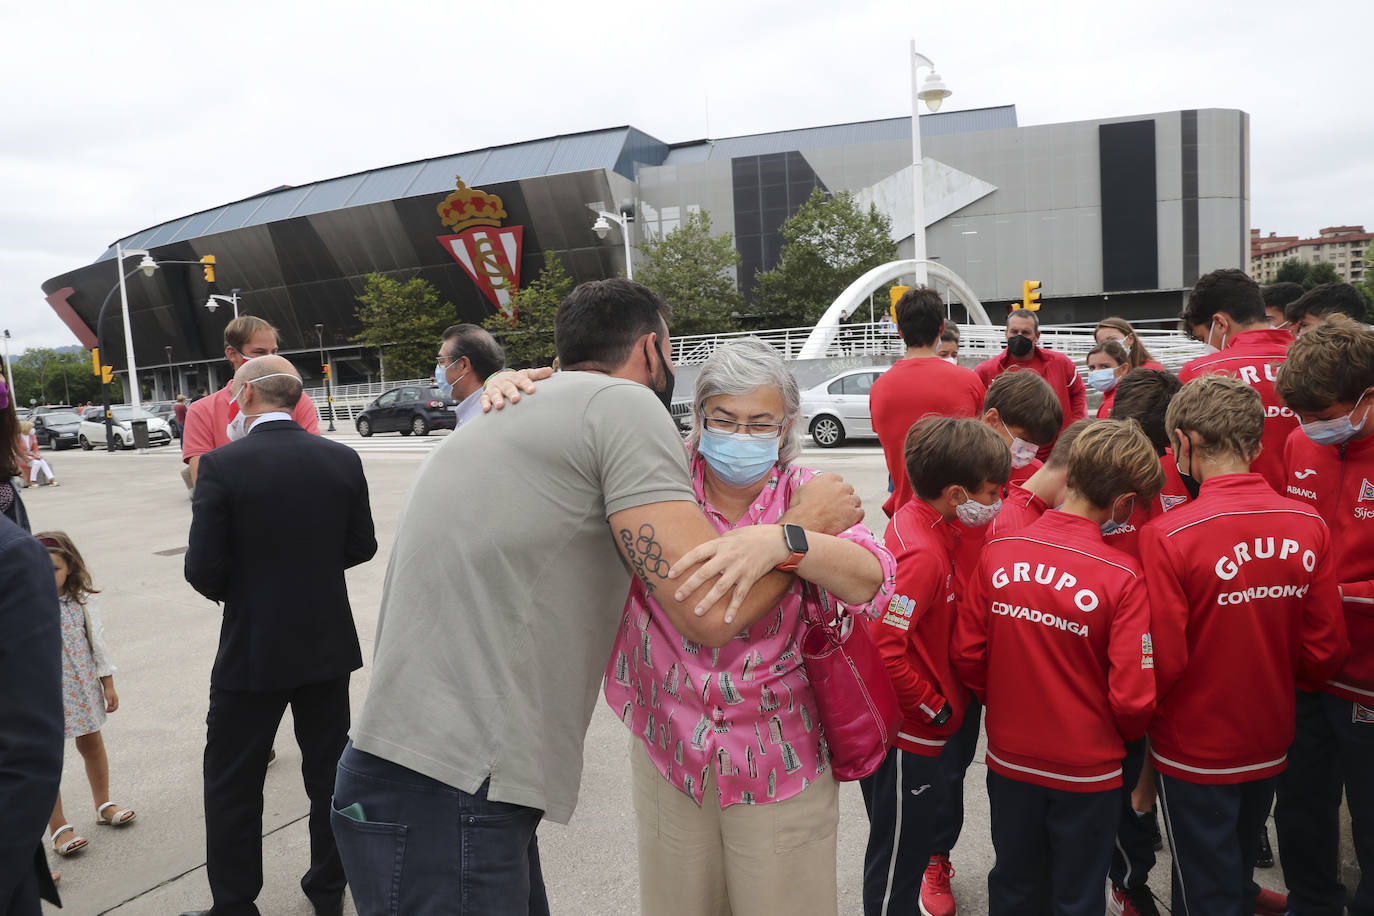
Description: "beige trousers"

(631, 738), (840, 916)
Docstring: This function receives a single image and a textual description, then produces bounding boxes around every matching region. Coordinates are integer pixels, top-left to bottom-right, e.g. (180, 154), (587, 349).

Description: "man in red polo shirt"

(1177, 268), (1295, 494)
(870, 286), (986, 517)
(974, 310), (1085, 458)
(183, 315), (321, 487)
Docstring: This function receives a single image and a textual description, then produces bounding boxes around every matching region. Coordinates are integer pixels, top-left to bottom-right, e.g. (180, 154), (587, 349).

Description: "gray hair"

(688, 338), (802, 466)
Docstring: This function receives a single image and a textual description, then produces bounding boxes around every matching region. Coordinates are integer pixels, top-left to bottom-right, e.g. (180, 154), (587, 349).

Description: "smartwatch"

(776, 523), (809, 572)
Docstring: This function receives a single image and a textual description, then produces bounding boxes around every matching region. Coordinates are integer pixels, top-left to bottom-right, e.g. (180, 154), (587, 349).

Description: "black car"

(355, 386), (458, 437)
(31, 411), (82, 450)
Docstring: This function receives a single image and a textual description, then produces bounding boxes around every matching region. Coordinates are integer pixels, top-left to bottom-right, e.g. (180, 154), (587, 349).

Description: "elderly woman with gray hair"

(602, 338), (896, 915)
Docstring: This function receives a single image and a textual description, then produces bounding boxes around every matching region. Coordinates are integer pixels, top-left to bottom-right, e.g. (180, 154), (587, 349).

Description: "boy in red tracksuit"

(953, 419), (1162, 916)
(1273, 316), (1374, 915)
(988, 418), (1096, 540)
(1140, 375), (1349, 916)
(861, 417), (1011, 916)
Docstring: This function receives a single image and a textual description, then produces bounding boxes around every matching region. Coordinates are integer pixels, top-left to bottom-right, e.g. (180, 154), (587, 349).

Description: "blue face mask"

(1086, 367), (1119, 393)
(434, 363), (454, 399)
(1099, 495), (1135, 536)
(1300, 391), (1369, 446)
(698, 427), (780, 487)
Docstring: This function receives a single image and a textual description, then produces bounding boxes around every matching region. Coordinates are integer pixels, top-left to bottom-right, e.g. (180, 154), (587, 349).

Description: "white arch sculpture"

(796, 259), (992, 360)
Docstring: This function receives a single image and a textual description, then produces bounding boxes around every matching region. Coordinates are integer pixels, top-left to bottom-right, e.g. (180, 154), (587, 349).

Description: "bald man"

(184, 355), (377, 916)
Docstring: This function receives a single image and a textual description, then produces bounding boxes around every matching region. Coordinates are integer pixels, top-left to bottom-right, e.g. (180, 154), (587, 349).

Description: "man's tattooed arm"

(619, 523), (672, 595)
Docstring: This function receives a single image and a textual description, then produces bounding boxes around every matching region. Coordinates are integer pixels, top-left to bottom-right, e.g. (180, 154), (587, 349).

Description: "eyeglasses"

(703, 416), (785, 439)
(435, 355), (462, 365)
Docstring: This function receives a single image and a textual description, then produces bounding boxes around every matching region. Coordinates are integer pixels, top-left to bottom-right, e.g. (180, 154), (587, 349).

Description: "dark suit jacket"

(185, 419), (377, 692)
(0, 515), (63, 911)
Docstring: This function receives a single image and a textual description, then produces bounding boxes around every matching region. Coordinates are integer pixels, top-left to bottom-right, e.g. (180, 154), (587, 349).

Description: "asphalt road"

(22, 431), (1289, 914)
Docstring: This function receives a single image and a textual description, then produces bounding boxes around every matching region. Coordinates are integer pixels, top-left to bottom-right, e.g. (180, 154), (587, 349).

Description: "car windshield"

(44, 413), (81, 424)
(111, 407), (155, 421)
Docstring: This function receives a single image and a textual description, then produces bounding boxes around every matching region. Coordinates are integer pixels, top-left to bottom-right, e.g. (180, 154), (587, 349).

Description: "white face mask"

(1002, 421), (1039, 468)
(224, 373), (299, 441)
(955, 490), (1002, 527)
(942, 356), (959, 365)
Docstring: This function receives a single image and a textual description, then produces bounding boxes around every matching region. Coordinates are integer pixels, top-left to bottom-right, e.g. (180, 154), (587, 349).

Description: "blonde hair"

(1166, 375), (1264, 463)
(20, 420), (33, 434)
(1095, 317), (1157, 369)
(1067, 419), (1164, 507)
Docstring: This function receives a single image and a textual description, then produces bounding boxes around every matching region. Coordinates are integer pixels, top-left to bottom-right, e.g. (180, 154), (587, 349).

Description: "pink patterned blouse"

(603, 448), (897, 807)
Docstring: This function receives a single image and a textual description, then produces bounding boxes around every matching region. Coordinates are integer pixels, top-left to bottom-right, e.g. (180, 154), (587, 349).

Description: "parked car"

(355, 385), (458, 437)
(798, 366), (889, 448)
(78, 406), (174, 450)
(34, 404), (76, 416)
(144, 401), (180, 436)
(31, 411), (83, 450)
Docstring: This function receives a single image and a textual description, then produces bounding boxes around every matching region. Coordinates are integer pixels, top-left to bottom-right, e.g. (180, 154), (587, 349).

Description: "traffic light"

(322, 363), (331, 380)
(91, 347), (100, 376)
(1021, 280), (1042, 311)
(201, 254), (216, 284)
(888, 285), (910, 323)
(101, 365), (114, 384)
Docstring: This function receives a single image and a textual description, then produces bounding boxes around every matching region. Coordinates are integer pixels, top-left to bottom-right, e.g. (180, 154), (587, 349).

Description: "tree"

(1359, 243), (1374, 313)
(351, 273), (456, 381)
(1275, 258), (1309, 286)
(752, 189), (898, 328)
(636, 211), (742, 337)
(482, 252), (574, 368)
(1306, 261), (1342, 288)
(10, 348), (112, 406)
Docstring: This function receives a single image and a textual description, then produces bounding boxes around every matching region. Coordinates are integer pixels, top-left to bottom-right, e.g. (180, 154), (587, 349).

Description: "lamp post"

(591, 207), (635, 280)
(314, 323), (336, 432)
(1, 329), (12, 387)
(205, 289), (241, 317)
(114, 243), (159, 410)
(910, 43), (952, 286)
(165, 346), (174, 399)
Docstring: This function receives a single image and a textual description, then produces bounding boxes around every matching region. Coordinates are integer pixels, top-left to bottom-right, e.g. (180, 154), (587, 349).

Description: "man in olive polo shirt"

(334, 279), (858, 913)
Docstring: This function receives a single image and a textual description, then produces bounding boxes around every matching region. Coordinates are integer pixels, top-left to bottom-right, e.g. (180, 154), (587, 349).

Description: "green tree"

(1306, 261), (1342, 288)
(1275, 258), (1309, 286)
(636, 211), (742, 337)
(752, 189), (898, 328)
(11, 348), (111, 406)
(1359, 243), (1374, 313)
(351, 273), (456, 380)
(482, 252), (574, 368)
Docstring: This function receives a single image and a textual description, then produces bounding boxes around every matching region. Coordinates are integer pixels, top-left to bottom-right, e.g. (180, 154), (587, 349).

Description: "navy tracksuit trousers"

(1108, 737), (1158, 891)
(860, 746), (946, 916)
(930, 697), (981, 856)
(986, 770), (1119, 916)
(1156, 771), (1276, 916)
(1274, 689), (1374, 916)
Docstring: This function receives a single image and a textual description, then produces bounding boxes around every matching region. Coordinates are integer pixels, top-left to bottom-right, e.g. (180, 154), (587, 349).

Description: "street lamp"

(314, 323), (336, 432)
(592, 206), (635, 280)
(205, 289), (241, 317)
(114, 243), (160, 411)
(910, 43), (953, 286)
(1, 330), (12, 388)
(164, 346), (174, 399)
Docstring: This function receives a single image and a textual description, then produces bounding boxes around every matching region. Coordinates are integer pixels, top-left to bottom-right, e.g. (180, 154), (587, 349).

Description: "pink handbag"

(799, 583), (902, 781)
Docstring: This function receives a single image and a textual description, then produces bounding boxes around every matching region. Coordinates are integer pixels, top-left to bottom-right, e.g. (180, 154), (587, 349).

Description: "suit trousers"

(204, 676), (351, 915)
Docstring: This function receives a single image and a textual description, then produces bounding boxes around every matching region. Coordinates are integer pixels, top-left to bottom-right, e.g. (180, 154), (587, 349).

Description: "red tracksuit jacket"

(1283, 428), (1374, 704)
(1178, 329), (1296, 493)
(987, 482), (1048, 539)
(1140, 473), (1349, 784)
(952, 460), (1039, 603)
(872, 498), (969, 756)
(1100, 448), (1193, 559)
(952, 511), (1155, 792)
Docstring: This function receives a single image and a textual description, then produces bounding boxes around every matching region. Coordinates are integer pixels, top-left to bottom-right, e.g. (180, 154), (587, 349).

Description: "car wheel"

(810, 415), (845, 448)
(117, 433), (130, 450)
(356, 418), (372, 437)
(411, 415), (430, 437)
(79, 435), (93, 451)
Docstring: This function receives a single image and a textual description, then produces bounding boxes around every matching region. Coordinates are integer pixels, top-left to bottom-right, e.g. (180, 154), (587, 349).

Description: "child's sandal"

(51, 825), (87, 856)
(96, 802), (136, 826)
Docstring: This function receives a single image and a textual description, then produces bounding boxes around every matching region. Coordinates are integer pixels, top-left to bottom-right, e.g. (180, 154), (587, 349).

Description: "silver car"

(798, 366), (888, 448)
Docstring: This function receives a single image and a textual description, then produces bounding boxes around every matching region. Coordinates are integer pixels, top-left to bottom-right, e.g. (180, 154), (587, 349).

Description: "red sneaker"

(919, 855), (956, 916)
(1253, 886), (1287, 915)
(1107, 880), (1160, 916)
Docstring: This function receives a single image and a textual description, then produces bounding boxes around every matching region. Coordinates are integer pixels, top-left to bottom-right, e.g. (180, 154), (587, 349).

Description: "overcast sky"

(2, 0), (1367, 352)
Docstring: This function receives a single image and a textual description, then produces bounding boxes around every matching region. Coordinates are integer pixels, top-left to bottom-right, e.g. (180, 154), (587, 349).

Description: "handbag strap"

(799, 579), (838, 628)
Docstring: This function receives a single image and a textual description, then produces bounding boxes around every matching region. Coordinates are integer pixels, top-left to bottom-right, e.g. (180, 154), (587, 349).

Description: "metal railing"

(303, 378), (432, 426)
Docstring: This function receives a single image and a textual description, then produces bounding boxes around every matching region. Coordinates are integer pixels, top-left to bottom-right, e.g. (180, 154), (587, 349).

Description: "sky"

(1, 0), (1368, 352)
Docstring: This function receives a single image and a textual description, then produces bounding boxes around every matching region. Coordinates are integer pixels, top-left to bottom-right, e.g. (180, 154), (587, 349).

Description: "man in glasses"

(434, 323), (505, 431)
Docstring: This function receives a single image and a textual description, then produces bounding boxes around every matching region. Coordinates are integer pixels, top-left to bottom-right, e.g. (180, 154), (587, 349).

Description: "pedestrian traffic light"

(201, 254), (216, 283)
(1021, 280), (1042, 312)
(322, 363), (330, 380)
(91, 347), (100, 376)
(101, 365), (114, 384)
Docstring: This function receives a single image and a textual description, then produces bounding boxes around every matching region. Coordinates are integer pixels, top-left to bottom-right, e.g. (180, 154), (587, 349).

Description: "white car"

(798, 366), (888, 448)
(78, 405), (174, 450)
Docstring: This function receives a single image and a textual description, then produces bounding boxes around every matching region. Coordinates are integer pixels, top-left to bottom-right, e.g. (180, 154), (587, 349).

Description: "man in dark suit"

(184, 355), (377, 916)
(0, 514), (64, 913)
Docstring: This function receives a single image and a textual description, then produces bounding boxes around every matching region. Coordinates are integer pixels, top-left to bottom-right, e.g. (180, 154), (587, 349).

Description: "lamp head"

(138, 255), (159, 278)
(204, 297), (218, 313)
(592, 216), (612, 240)
(918, 71), (952, 112)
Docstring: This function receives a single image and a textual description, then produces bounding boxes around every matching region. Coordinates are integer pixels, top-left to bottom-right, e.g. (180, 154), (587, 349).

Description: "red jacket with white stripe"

(872, 499), (969, 757)
(1139, 473), (1349, 784)
(1100, 449), (1193, 559)
(1177, 329), (1296, 494)
(952, 460), (1039, 603)
(1282, 428), (1374, 704)
(952, 511), (1155, 792)
(987, 482), (1048, 539)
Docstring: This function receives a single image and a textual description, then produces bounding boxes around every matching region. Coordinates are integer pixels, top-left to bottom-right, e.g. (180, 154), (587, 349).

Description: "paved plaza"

(23, 430), (1289, 915)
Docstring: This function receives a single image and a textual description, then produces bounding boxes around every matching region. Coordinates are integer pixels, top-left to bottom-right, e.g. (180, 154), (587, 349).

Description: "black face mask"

(1007, 334), (1034, 358)
(1175, 434), (1202, 500)
(646, 340), (675, 412)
